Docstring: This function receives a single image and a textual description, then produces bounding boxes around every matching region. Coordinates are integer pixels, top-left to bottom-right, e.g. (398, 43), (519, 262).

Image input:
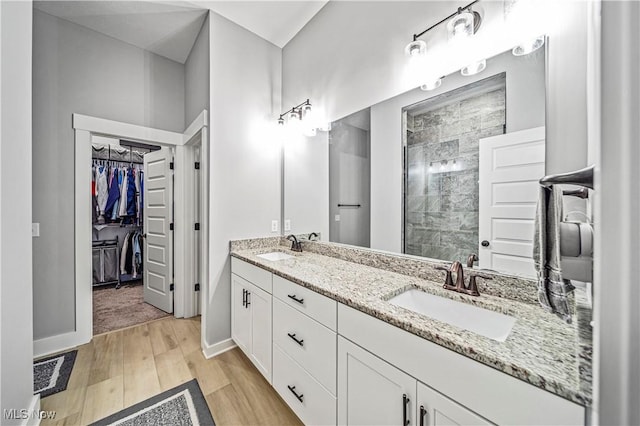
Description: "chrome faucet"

(435, 260), (492, 297)
(286, 234), (303, 252)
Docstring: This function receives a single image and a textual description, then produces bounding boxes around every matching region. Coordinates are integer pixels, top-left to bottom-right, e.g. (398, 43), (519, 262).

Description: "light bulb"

(404, 40), (427, 57)
(277, 117), (285, 126)
(440, 161), (447, 172)
(302, 103), (312, 117)
(428, 162), (434, 173)
(452, 160), (458, 171)
(447, 11), (475, 43)
(420, 78), (442, 91)
(289, 109), (300, 121)
(461, 59), (486, 76)
(512, 36), (545, 56)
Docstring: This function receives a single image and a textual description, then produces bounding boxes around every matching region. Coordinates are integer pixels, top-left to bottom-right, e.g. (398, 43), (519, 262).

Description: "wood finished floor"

(40, 316), (302, 426)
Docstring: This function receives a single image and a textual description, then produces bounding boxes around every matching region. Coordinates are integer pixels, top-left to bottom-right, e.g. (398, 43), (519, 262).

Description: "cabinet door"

(338, 336), (416, 426)
(231, 274), (251, 355)
(249, 283), (272, 383)
(416, 382), (492, 426)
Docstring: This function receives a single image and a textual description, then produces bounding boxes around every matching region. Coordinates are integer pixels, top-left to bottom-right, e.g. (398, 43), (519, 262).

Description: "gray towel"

(533, 185), (575, 323)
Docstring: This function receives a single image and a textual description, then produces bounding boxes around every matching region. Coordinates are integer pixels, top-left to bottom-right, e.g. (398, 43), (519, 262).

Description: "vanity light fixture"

(278, 99), (312, 125)
(406, 0), (482, 58)
(512, 35), (545, 56)
(461, 59), (487, 76)
(421, 77), (444, 91)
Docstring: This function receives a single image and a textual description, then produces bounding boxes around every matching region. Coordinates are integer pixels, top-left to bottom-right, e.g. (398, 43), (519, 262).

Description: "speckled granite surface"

(230, 240), (592, 406)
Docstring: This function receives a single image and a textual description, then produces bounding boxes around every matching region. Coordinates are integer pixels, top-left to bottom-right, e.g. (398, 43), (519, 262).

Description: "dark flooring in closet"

(93, 283), (170, 335)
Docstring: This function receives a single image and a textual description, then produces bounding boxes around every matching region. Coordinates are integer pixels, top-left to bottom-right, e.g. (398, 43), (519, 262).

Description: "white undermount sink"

(389, 289), (516, 342)
(256, 252), (294, 261)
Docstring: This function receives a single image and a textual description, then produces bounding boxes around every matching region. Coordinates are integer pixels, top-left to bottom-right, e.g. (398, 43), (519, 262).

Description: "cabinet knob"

(481, 240), (490, 247)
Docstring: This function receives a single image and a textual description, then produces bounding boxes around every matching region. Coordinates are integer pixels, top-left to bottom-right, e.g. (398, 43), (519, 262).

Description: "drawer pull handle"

(242, 289), (246, 307)
(403, 394), (410, 426)
(287, 385), (304, 403)
(245, 291), (251, 308)
(287, 294), (304, 304)
(287, 333), (304, 346)
(419, 405), (426, 426)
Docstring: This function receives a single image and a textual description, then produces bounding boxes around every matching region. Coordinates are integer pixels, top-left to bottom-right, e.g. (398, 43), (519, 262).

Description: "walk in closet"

(91, 141), (171, 334)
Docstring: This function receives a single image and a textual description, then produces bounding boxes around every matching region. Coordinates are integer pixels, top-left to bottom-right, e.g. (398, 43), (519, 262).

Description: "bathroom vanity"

(229, 237), (592, 426)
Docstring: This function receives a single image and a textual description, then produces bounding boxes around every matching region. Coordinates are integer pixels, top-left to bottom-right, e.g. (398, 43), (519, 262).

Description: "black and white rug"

(33, 350), (77, 398)
(91, 379), (215, 426)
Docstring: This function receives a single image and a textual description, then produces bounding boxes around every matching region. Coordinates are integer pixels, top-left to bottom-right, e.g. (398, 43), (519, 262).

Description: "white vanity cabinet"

(231, 258), (273, 383)
(338, 336), (416, 426)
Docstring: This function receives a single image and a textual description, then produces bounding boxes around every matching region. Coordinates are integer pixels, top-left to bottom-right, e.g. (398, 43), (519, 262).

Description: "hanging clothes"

(126, 168), (137, 219)
(96, 166), (109, 223)
(104, 166), (121, 220)
(118, 168), (129, 218)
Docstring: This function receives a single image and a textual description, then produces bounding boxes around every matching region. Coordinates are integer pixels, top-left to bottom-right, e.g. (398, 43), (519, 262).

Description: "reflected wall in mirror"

(329, 109), (371, 247)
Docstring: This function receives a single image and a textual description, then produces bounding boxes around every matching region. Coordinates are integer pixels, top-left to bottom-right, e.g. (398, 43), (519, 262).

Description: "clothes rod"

(540, 165), (594, 190)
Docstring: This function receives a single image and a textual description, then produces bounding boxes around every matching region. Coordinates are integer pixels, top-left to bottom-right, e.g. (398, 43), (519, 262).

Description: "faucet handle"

(435, 266), (454, 287)
(467, 273), (492, 296)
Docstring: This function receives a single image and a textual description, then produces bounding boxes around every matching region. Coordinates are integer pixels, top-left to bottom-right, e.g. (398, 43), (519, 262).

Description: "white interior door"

(143, 148), (174, 313)
(478, 126), (545, 277)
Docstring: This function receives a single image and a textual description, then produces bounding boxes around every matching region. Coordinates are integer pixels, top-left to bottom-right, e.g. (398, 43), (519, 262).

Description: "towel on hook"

(533, 185), (575, 323)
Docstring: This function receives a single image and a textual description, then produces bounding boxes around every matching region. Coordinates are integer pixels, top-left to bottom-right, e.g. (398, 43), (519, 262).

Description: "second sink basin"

(256, 252), (294, 261)
(389, 289), (516, 342)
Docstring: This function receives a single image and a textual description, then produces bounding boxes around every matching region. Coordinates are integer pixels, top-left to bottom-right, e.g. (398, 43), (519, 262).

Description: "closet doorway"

(74, 112), (209, 348)
(92, 141), (174, 335)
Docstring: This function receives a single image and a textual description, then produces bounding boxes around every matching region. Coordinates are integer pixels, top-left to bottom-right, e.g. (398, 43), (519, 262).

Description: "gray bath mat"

(33, 350), (77, 398)
(91, 379), (215, 426)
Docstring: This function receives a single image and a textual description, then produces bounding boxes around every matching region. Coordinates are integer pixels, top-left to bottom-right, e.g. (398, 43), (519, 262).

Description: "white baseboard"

(202, 338), (236, 359)
(22, 395), (40, 426)
(33, 330), (89, 358)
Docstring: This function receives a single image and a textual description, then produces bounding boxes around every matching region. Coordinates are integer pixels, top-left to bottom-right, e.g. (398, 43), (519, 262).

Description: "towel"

(533, 185), (575, 323)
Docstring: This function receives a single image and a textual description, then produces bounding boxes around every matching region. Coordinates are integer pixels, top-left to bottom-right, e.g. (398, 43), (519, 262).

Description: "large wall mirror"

(284, 44), (548, 279)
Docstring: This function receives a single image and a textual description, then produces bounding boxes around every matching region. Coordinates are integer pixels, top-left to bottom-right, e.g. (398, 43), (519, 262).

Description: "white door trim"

(34, 112), (208, 357)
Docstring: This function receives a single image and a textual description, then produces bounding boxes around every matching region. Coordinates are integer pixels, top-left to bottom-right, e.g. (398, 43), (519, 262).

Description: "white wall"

(32, 10), (185, 340)
(185, 14), (210, 126)
(371, 49), (544, 252)
(284, 132), (329, 238)
(1, 1), (37, 423)
(207, 12), (282, 345)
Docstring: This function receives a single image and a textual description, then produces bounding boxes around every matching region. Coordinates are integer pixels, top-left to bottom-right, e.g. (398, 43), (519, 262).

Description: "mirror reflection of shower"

(329, 108), (371, 248)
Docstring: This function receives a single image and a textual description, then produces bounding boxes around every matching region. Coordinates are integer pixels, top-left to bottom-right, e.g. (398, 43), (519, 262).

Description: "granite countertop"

(230, 244), (592, 406)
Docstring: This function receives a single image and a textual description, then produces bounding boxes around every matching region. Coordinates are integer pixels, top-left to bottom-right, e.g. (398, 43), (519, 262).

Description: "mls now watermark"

(4, 409), (56, 421)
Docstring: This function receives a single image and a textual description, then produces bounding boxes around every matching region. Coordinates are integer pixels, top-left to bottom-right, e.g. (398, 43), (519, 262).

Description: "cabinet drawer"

(273, 275), (337, 330)
(273, 344), (337, 426)
(231, 257), (272, 293)
(273, 298), (337, 395)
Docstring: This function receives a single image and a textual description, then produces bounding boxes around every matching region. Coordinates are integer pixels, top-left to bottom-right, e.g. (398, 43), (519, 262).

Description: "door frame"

(34, 111), (209, 355)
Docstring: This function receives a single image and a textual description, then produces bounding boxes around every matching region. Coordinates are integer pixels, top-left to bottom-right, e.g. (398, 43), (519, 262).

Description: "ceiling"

(33, 1), (328, 64)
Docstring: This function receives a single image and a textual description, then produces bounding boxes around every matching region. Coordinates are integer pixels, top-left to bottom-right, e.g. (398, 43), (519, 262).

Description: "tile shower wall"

(405, 87), (505, 262)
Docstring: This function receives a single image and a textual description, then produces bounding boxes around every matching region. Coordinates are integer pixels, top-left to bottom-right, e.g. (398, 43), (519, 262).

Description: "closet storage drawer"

(273, 298), (337, 395)
(273, 344), (336, 426)
(231, 257), (272, 293)
(273, 275), (337, 330)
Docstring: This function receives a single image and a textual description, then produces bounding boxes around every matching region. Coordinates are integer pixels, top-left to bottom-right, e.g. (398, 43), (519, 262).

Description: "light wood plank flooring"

(40, 317), (302, 426)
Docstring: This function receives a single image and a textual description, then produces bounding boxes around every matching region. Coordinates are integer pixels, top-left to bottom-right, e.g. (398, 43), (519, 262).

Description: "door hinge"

(170, 283), (174, 291)
(170, 161), (174, 170)
(194, 162), (200, 170)
(195, 283), (200, 291)
(169, 223), (174, 231)
(194, 223), (200, 231)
